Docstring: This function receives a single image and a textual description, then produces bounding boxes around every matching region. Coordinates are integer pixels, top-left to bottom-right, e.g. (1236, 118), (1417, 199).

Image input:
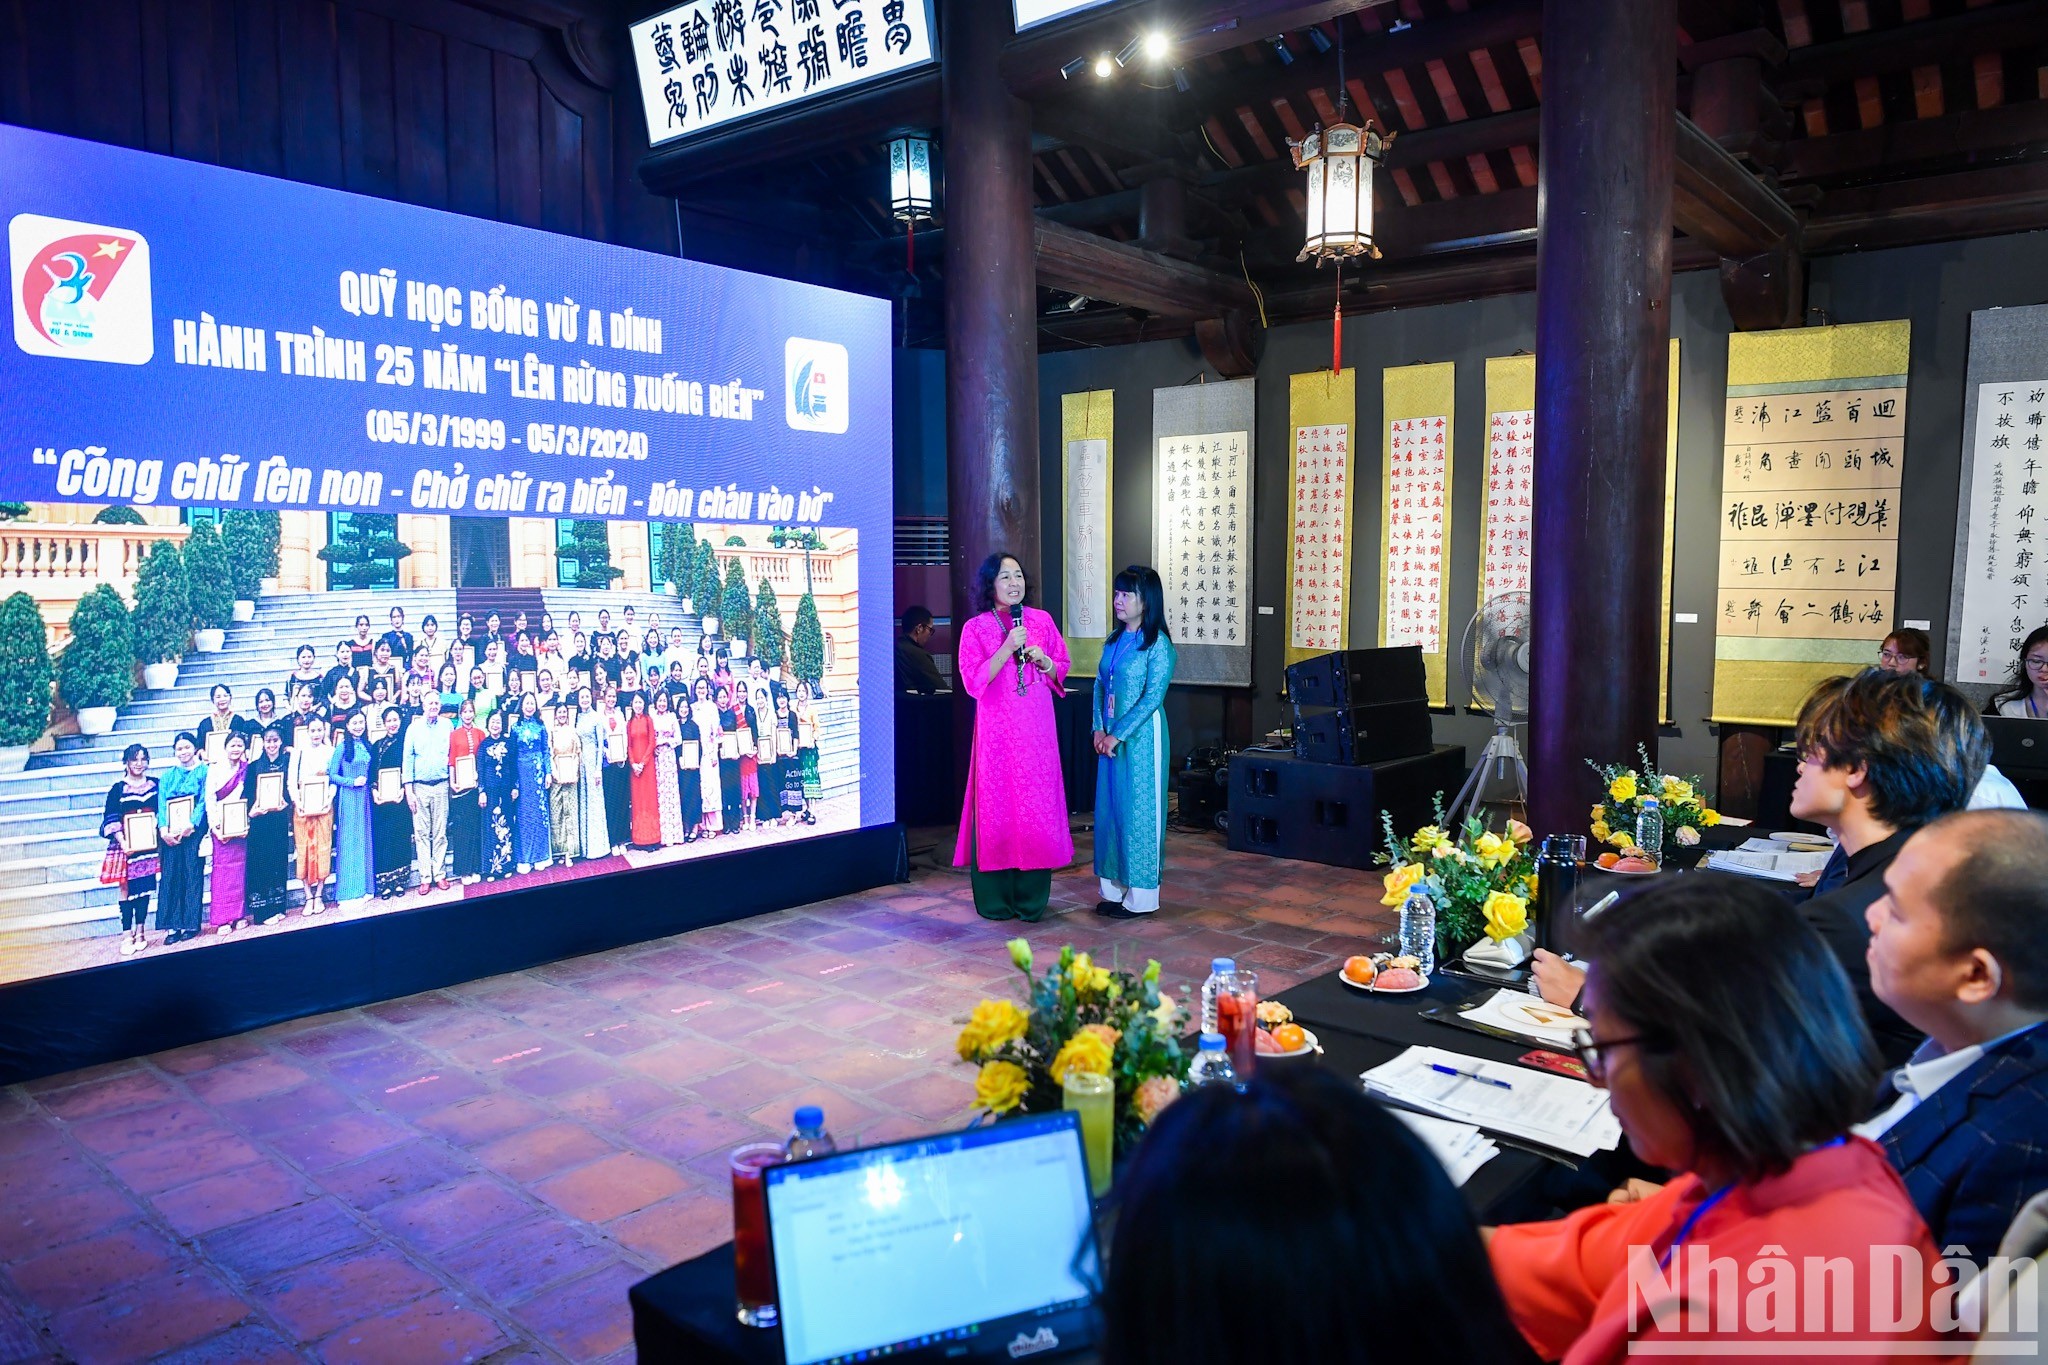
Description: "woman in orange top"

(626, 690), (661, 850)
(1487, 877), (1954, 1364)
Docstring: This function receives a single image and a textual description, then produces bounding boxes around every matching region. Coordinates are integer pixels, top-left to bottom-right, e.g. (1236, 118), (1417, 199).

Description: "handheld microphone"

(1010, 603), (1028, 690)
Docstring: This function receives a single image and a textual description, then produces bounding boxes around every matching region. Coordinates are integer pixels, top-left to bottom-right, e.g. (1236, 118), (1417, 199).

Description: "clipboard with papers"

(1362, 1045), (1623, 1159)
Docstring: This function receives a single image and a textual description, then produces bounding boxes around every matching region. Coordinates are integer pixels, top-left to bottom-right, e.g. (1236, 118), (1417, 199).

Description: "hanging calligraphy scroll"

(1379, 362), (1455, 706)
(1712, 320), (1911, 725)
(1948, 304), (2048, 697)
(1062, 389), (1115, 678)
(1286, 369), (1358, 667)
(1153, 378), (1256, 687)
(631, 0), (937, 148)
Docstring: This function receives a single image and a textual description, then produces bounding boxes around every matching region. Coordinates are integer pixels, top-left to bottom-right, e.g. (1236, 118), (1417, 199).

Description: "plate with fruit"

(1593, 849), (1660, 876)
(1253, 1012), (1320, 1059)
(1339, 953), (1430, 994)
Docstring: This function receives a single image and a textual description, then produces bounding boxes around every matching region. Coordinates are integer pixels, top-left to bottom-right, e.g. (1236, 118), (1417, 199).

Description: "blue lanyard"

(1659, 1138), (1845, 1268)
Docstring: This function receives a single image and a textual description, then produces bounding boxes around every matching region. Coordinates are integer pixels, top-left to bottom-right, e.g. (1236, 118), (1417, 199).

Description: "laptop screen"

(764, 1112), (1099, 1365)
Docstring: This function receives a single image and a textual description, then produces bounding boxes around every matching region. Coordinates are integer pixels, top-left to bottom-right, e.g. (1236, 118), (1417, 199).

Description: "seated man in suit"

(1859, 807), (2048, 1261)
(1789, 670), (1989, 1067)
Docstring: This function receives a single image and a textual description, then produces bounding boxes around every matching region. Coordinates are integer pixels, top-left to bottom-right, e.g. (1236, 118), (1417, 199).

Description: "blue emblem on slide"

(793, 360), (825, 420)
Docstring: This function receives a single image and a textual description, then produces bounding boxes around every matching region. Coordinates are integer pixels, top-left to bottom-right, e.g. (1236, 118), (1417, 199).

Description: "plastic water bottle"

(1186, 1033), (1239, 1090)
(1635, 795), (1664, 866)
(1199, 957), (1236, 1036)
(784, 1105), (836, 1161)
(1399, 890), (1437, 978)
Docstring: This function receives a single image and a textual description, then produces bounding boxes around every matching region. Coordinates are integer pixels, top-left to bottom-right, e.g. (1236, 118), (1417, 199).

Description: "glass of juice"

(1063, 1070), (1115, 1199)
(1217, 968), (1259, 1077)
(730, 1142), (784, 1327)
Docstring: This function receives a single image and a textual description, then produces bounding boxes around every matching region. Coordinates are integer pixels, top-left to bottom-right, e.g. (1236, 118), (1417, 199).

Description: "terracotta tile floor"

(0, 827), (1394, 1364)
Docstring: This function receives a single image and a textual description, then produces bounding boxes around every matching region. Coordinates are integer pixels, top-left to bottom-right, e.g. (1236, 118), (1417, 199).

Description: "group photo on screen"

(0, 503), (861, 985)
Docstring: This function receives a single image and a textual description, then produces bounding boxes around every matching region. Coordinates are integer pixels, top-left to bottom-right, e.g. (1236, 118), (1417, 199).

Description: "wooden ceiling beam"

(1778, 97), (2048, 181)
(1803, 160), (2048, 252)
(1777, 0), (2048, 97)
(1032, 216), (1256, 317)
(1672, 111), (1803, 255)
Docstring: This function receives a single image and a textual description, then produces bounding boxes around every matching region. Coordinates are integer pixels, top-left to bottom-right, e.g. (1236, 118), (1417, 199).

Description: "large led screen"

(0, 123), (893, 987)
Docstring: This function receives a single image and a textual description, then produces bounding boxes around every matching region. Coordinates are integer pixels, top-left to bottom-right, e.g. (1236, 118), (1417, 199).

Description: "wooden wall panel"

(0, 0), (673, 254)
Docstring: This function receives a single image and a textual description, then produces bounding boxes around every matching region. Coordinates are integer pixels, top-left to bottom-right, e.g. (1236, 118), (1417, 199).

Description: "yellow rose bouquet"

(1377, 799), (1538, 958)
(958, 940), (1191, 1162)
(1587, 745), (1720, 860)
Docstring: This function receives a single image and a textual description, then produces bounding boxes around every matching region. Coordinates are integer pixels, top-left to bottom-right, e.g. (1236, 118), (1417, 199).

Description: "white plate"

(1590, 862), (1659, 877)
(1339, 971), (1430, 994)
(1257, 1026), (1320, 1059)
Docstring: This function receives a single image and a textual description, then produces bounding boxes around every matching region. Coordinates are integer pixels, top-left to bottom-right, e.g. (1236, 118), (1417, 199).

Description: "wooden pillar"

(1527, 0), (1675, 838)
(942, 0), (1038, 794)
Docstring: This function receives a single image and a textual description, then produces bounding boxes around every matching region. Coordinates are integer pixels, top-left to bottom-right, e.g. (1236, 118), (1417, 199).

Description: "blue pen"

(1430, 1062), (1513, 1090)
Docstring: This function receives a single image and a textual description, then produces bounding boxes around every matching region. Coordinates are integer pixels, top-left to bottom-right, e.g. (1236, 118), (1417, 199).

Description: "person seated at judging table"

(1860, 808), (2048, 1261)
(1877, 627), (1932, 677)
(1788, 670), (1989, 1065)
(1988, 624), (2048, 720)
(1487, 877), (1949, 1364)
(1102, 1066), (1533, 1365)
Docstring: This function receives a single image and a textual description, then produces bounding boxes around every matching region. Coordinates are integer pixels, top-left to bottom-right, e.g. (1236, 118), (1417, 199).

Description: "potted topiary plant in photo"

(252, 508), (282, 595)
(791, 591), (825, 693)
(221, 509), (265, 621)
(694, 542), (723, 639)
(183, 521), (232, 651)
(721, 555), (753, 659)
(58, 585), (133, 735)
(0, 592), (53, 770)
(132, 539), (189, 691)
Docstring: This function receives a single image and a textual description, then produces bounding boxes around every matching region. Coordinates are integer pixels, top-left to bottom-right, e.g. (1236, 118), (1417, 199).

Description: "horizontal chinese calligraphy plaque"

(631, 0), (937, 148)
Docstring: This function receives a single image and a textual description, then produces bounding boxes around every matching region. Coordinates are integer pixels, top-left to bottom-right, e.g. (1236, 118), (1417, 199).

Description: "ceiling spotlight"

(1093, 51), (1116, 78)
(1387, 18), (1412, 33)
(1306, 27), (1333, 54)
(1268, 35), (1295, 66)
(1060, 56), (1088, 80)
(1113, 36), (1142, 68)
(1172, 66), (1192, 93)
(1065, 294), (1091, 313)
(1142, 30), (1172, 61)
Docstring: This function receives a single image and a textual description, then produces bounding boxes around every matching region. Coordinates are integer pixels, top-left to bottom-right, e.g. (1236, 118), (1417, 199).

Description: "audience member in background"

(510, 691), (552, 874)
(1859, 808), (2048, 1260)
(548, 702), (583, 867)
(1093, 565), (1179, 920)
(370, 706), (413, 900)
(242, 726), (292, 926)
(954, 552), (1073, 923)
(290, 714), (334, 912)
(1789, 669), (1987, 1065)
(402, 690), (454, 894)
(1878, 627), (1933, 677)
(1487, 877), (1947, 1363)
(895, 605), (948, 695)
(1103, 1067), (1532, 1365)
(205, 729), (250, 935)
(1988, 624), (2048, 719)
(447, 699), (484, 885)
(156, 732), (209, 943)
(100, 743), (159, 957)
(327, 709), (374, 908)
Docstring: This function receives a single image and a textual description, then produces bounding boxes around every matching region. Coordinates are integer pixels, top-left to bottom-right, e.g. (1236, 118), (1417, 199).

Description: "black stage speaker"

(1226, 746), (1465, 871)
(1291, 699), (1434, 766)
(1285, 645), (1427, 708)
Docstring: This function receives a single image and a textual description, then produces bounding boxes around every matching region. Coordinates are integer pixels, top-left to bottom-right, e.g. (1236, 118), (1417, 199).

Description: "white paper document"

(1362, 1046), (1622, 1158)
(1701, 846), (1833, 882)
(1390, 1110), (1500, 1187)
(1459, 989), (1587, 1049)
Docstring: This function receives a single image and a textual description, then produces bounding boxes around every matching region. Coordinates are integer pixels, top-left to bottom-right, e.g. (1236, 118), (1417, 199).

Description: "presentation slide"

(0, 122), (893, 986)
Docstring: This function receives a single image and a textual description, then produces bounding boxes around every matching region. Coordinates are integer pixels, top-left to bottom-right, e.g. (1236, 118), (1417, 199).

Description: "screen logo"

(1006, 1327), (1062, 1358)
(10, 213), (153, 364)
(785, 337), (849, 434)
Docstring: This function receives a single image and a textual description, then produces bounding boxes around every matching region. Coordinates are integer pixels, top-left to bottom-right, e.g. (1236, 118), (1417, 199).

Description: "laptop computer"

(1985, 715), (2048, 778)
(764, 1111), (1101, 1365)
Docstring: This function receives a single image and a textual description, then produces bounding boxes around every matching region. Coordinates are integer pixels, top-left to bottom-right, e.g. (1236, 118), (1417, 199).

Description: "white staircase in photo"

(0, 586), (864, 947)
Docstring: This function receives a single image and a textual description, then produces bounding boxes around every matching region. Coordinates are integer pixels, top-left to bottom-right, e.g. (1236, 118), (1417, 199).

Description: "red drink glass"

(730, 1142), (784, 1327)
(1217, 975), (1259, 1077)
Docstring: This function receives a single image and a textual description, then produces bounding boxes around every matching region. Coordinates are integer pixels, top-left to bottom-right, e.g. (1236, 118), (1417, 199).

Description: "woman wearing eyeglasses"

(1875, 626), (1931, 677)
(1485, 877), (1948, 1363)
(1988, 624), (2048, 719)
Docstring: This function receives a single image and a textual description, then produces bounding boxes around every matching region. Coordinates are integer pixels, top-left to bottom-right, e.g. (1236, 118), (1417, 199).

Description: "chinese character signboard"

(631, 0), (936, 148)
(1379, 362), (1455, 705)
(1153, 378), (1256, 686)
(1286, 369), (1356, 664)
(1062, 389), (1114, 677)
(1012, 0), (1124, 30)
(1947, 305), (2048, 698)
(1712, 320), (1911, 725)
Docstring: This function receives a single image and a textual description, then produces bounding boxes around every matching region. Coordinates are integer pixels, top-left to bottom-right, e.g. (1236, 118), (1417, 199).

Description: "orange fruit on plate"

(1272, 1023), (1307, 1052)
(1596, 851), (1620, 870)
(1342, 955), (1377, 985)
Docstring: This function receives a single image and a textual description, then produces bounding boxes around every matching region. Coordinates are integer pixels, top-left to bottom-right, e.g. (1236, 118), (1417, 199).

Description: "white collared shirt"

(1855, 1022), (2044, 1139)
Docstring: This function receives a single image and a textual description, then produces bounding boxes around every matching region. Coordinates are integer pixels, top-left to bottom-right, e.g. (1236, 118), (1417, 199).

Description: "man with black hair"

(1861, 808), (2048, 1260)
(895, 604), (947, 695)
